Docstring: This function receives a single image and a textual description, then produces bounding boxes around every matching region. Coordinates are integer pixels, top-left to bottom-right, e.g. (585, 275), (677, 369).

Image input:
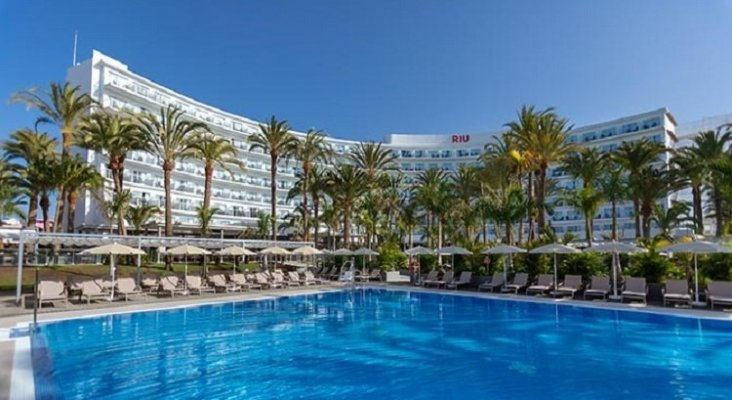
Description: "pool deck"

(1, 283), (731, 399)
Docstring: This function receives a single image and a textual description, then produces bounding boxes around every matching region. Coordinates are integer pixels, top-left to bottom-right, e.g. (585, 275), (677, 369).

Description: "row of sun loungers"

(35, 270), (331, 308)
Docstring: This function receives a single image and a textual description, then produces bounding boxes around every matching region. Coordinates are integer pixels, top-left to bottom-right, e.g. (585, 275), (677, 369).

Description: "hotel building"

(67, 50), (678, 241)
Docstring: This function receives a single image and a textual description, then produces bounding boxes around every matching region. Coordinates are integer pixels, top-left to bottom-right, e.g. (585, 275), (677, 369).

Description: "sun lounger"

(287, 271), (308, 286)
(116, 277), (146, 301)
(305, 271), (325, 285)
(706, 281), (732, 309)
(159, 276), (187, 297)
(526, 274), (554, 296)
(37, 280), (68, 309)
(556, 275), (583, 298)
(446, 271), (472, 290)
(417, 269), (440, 286)
(478, 272), (504, 292)
(431, 271), (454, 288)
(66, 276), (86, 300)
(81, 279), (111, 304)
(385, 271), (410, 283)
(210, 274), (240, 292)
(231, 273), (259, 290)
(584, 276), (611, 300)
(140, 274), (160, 292)
(622, 277), (647, 304)
(272, 272), (292, 288)
(186, 275), (216, 295)
(663, 279), (692, 307)
(503, 273), (529, 294)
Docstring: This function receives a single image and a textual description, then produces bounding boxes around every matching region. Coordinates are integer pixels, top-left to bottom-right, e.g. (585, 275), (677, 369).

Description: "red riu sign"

(451, 134), (470, 143)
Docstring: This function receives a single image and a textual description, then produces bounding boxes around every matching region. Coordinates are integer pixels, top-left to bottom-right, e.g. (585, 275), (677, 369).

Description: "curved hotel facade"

(68, 51), (678, 240)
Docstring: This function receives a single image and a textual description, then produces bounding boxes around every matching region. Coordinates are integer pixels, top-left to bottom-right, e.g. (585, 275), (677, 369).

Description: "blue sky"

(1, 1), (732, 141)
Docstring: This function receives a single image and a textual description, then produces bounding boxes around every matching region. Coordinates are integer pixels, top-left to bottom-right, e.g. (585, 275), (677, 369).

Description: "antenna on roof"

(72, 30), (78, 66)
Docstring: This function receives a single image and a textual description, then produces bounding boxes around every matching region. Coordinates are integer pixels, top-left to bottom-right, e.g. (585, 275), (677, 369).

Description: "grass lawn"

(0, 262), (261, 293)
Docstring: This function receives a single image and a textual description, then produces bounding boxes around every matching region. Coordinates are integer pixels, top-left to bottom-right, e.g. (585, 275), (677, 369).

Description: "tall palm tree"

(196, 206), (219, 237)
(291, 129), (332, 242)
(61, 156), (103, 233)
(397, 198), (420, 248)
(559, 187), (604, 246)
(672, 147), (705, 234)
(2, 129), (58, 227)
(137, 105), (209, 236)
(637, 167), (677, 238)
(414, 168), (450, 248)
(688, 129), (731, 236)
(125, 204), (160, 235)
(451, 165), (480, 238)
(349, 141), (397, 189)
(309, 165), (329, 247)
(12, 82), (95, 232)
(507, 106), (574, 232)
(255, 212), (274, 239)
(597, 164), (628, 241)
(326, 164), (367, 247)
(76, 111), (149, 196)
(561, 147), (605, 189)
(190, 132), (244, 211)
(650, 202), (690, 241)
(0, 182), (26, 222)
(248, 116), (299, 240)
(613, 139), (666, 238)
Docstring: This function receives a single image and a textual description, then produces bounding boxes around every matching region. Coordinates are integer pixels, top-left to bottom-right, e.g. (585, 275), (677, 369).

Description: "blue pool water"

(32, 289), (732, 399)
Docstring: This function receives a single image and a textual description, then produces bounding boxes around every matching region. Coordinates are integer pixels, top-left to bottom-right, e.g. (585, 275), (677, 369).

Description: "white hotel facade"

(68, 51), (678, 241)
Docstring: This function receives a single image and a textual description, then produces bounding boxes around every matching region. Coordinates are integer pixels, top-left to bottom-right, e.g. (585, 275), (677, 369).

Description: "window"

(441, 150), (452, 158)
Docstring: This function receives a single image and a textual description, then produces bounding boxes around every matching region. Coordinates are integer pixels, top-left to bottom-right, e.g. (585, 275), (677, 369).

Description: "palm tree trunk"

(270, 156), (277, 241)
(54, 186), (65, 232)
(527, 172), (535, 242)
(26, 192), (38, 228)
(633, 199), (641, 238)
(611, 199), (617, 241)
(692, 185), (703, 234)
(505, 219), (512, 245)
(536, 168), (547, 232)
(163, 165), (173, 236)
(313, 196), (320, 246)
(482, 218), (488, 245)
(117, 208), (127, 236)
(343, 204), (351, 247)
(40, 194), (50, 232)
(66, 190), (78, 233)
(204, 163), (213, 211)
(585, 214), (592, 247)
(713, 187), (723, 237)
(302, 168), (310, 242)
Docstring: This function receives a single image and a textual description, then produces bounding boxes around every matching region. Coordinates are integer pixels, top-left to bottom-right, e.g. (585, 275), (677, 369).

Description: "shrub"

(377, 241), (407, 271)
(626, 250), (674, 283)
(559, 252), (607, 281)
(418, 254), (438, 271)
(698, 253), (732, 282)
(512, 253), (551, 279)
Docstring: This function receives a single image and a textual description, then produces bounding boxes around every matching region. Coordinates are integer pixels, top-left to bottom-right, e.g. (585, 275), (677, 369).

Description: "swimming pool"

(31, 288), (732, 399)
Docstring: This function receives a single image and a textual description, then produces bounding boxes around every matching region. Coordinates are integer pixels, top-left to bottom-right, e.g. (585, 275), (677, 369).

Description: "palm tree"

(650, 202), (690, 241)
(561, 147), (605, 189)
(688, 129), (731, 236)
(397, 198), (420, 248)
(451, 165), (480, 238)
(597, 164), (628, 240)
(248, 116), (299, 240)
(76, 111), (149, 196)
(62, 156), (103, 233)
(0, 185), (26, 221)
(559, 187), (604, 246)
(484, 183), (526, 244)
(507, 106), (574, 232)
(196, 206), (219, 237)
(2, 129), (58, 227)
(636, 167), (677, 238)
(190, 132), (244, 211)
(672, 148), (705, 235)
(125, 204), (160, 235)
(255, 212), (274, 239)
(137, 105), (209, 236)
(613, 139), (666, 238)
(280, 204), (311, 240)
(414, 168), (450, 248)
(12, 82), (95, 232)
(291, 129), (332, 242)
(349, 141), (397, 189)
(326, 164), (367, 247)
(309, 165), (329, 247)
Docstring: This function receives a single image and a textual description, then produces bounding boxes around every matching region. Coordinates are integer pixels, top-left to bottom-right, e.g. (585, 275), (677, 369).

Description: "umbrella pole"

(504, 253), (510, 285)
(110, 255), (116, 301)
(694, 254), (700, 304)
(553, 253), (558, 297)
(612, 252), (618, 298)
(184, 255), (188, 292)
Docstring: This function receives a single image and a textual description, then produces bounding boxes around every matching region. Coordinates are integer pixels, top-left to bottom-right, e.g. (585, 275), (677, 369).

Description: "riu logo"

(451, 134), (470, 143)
